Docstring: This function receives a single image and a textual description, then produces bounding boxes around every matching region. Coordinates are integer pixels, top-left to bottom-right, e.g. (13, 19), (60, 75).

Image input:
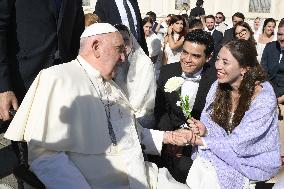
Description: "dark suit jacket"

(189, 7), (205, 18)
(152, 60), (216, 183)
(261, 41), (284, 97)
(95, 0), (148, 55)
(154, 61), (217, 131)
(222, 27), (235, 44)
(0, 0), (84, 101)
(212, 29), (223, 54)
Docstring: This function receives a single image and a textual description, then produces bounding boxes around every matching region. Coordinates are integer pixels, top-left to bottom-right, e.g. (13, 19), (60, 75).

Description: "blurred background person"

(261, 19), (284, 179)
(234, 21), (256, 44)
(163, 15), (187, 65)
(252, 17), (262, 39)
(188, 18), (204, 32)
(215, 11), (228, 34)
(84, 12), (101, 27)
(146, 11), (159, 33)
(179, 2), (190, 16)
(154, 14), (174, 48)
(256, 18), (277, 62)
(142, 17), (162, 80)
(189, 0), (205, 19)
(223, 12), (245, 44)
(205, 15), (223, 54)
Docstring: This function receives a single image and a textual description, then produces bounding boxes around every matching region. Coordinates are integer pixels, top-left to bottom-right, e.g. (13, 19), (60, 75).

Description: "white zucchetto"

(80, 23), (118, 38)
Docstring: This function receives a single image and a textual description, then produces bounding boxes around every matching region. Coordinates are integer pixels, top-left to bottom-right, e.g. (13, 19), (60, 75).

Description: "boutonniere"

(164, 77), (191, 119)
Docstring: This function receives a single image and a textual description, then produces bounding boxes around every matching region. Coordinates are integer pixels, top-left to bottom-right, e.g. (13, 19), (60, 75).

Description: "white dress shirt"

(181, 69), (203, 113)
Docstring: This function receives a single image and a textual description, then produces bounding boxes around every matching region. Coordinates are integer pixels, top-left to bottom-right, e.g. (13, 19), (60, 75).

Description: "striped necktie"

(123, 0), (137, 39)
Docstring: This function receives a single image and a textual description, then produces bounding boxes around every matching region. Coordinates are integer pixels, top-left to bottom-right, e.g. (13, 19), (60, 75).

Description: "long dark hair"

(168, 15), (187, 40)
(234, 21), (256, 45)
(211, 39), (266, 132)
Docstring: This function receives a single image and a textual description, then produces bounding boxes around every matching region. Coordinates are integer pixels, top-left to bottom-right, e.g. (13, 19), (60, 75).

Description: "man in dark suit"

(0, 0), (84, 186)
(261, 19), (284, 174)
(189, 0), (205, 19)
(95, 0), (148, 54)
(222, 12), (245, 44)
(154, 29), (216, 183)
(205, 15), (223, 54)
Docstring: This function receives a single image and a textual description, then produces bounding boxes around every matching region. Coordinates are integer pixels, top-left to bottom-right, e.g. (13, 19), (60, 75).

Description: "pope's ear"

(91, 39), (100, 58)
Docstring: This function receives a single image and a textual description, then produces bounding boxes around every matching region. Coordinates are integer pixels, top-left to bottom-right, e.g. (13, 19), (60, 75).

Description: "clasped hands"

(163, 118), (207, 146)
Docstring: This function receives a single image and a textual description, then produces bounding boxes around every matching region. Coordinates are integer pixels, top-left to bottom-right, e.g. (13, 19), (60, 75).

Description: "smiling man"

(154, 29), (216, 183)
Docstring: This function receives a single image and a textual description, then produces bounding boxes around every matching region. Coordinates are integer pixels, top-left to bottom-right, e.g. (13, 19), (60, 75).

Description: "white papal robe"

(4, 56), (189, 189)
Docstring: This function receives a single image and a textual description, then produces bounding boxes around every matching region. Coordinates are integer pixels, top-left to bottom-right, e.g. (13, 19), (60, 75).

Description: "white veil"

(114, 33), (156, 128)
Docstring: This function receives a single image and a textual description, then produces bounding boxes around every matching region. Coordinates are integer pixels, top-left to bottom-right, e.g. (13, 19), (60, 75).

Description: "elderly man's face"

(100, 32), (126, 80)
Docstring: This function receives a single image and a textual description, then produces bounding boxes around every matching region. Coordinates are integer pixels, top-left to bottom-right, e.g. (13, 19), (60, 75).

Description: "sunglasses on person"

(235, 29), (248, 37)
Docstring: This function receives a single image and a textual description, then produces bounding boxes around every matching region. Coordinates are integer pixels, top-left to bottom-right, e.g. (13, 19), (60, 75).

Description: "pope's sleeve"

(31, 152), (91, 189)
(4, 71), (43, 141)
(138, 122), (164, 155)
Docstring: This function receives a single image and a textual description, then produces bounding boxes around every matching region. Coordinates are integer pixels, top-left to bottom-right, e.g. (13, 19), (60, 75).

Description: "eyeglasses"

(215, 16), (223, 19)
(235, 29), (248, 37)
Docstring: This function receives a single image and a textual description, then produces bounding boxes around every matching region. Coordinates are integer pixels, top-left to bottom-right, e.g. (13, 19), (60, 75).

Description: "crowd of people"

(1, 0), (284, 189)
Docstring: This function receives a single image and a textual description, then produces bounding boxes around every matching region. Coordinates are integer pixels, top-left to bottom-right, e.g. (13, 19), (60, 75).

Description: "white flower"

(176, 100), (181, 107)
(164, 77), (185, 93)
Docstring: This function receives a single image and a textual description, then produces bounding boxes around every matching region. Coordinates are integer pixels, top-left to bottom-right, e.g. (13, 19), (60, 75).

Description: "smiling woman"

(163, 15), (187, 64)
(186, 39), (281, 189)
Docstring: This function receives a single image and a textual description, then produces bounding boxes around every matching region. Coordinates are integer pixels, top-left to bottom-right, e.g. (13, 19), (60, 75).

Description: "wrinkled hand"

(187, 118), (207, 137)
(0, 91), (18, 121)
(163, 129), (196, 146)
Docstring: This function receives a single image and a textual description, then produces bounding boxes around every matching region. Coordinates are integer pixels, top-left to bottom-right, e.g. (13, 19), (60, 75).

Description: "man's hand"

(163, 129), (195, 146)
(0, 91), (18, 121)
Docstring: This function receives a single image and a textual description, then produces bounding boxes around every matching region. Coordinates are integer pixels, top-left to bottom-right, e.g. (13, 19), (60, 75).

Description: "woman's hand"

(167, 26), (173, 36)
(163, 129), (196, 146)
(187, 118), (207, 137)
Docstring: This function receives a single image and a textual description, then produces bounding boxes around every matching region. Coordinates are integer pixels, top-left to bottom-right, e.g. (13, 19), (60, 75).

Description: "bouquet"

(164, 77), (191, 119)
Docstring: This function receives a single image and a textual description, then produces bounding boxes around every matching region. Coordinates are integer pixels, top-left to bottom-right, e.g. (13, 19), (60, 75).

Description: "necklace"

(77, 58), (117, 145)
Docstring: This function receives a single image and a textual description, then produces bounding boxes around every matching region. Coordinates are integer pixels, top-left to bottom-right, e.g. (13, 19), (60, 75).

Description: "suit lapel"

(192, 63), (216, 118)
(57, 0), (66, 31)
(50, 0), (58, 22)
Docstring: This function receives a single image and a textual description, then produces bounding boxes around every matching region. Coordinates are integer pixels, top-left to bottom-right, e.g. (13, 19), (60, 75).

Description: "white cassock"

(4, 56), (189, 189)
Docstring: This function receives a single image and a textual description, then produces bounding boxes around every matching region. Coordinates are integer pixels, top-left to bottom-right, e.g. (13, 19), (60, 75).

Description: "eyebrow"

(217, 56), (229, 61)
(115, 45), (126, 52)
